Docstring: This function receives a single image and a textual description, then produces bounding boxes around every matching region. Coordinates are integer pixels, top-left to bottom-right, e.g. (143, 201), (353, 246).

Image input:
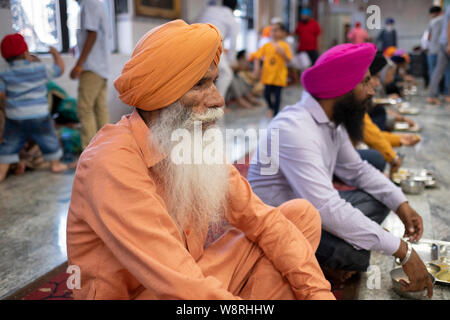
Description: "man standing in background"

(70, 0), (110, 149)
(197, 0), (239, 100)
(377, 18), (397, 52)
(294, 8), (321, 65)
(428, 4), (450, 105)
(426, 6), (443, 87)
(347, 22), (370, 44)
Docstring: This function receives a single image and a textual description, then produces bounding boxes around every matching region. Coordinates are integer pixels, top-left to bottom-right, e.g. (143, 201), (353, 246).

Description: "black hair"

(223, 0), (237, 11)
(237, 50), (246, 60)
(370, 52), (388, 75)
(430, 6), (442, 14)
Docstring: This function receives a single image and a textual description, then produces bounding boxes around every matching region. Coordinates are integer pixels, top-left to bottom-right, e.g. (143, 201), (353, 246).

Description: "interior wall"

(0, 6), (14, 70)
(319, 0), (435, 52)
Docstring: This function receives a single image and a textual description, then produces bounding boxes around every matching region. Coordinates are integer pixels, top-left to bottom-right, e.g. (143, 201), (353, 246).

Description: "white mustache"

(190, 107), (224, 123)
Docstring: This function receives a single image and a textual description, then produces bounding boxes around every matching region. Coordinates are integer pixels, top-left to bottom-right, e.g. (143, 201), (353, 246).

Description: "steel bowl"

(391, 267), (435, 300)
(401, 179), (425, 195)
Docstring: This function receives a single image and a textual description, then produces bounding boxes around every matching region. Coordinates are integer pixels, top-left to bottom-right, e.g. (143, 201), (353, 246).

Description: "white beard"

(149, 101), (229, 232)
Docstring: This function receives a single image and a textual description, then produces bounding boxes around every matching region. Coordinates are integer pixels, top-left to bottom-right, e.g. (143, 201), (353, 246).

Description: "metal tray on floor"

(405, 239), (450, 286)
(394, 122), (422, 132)
(392, 168), (439, 188)
(398, 107), (420, 116)
(373, 98), (399, 105)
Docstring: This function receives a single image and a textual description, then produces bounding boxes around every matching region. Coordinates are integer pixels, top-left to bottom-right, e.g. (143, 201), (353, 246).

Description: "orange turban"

(383, 46), (397, 58)
(114, 20), (222, 111)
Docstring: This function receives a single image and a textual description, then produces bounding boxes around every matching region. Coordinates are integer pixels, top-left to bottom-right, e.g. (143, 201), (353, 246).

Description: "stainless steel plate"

(392, 168), (438, 189)
(406, 239), (450, 286)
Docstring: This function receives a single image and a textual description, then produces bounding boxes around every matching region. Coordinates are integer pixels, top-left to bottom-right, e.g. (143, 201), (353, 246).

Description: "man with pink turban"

(248, 43), (433, 297)
(66, 19), (334, 300)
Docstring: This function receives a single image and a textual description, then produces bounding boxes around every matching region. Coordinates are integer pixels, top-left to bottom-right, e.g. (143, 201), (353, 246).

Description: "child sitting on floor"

(0, 33), (67, 182)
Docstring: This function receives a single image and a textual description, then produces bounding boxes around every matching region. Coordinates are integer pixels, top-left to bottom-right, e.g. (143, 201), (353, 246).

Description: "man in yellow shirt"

(251, 23), (293, 117)
(359, 53), (420, 175)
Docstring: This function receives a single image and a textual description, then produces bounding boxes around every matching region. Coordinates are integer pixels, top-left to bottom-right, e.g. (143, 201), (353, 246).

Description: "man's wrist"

(73, 65), (83, 72)
(390, 155), (400, 165)
(393, 239), (408, 260)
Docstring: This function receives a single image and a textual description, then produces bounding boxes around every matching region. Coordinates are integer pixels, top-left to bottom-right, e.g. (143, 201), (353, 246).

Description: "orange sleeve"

(381, 131), (402, 147)
(250, 45), (265, 61)
(225, 166), (335, 300)
(363, 114), (397, 162)
(75, 141), (240, 300)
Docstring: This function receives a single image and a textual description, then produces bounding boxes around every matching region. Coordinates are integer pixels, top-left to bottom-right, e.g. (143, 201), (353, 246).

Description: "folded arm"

(225, 166), (334, 300)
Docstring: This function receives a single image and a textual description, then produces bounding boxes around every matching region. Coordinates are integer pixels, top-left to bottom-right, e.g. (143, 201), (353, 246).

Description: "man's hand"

(396, 202), (423, 242)
(70, 65), (83, 80)
(401, 116), (415, 127)
(48, 46), (58, 55)
(390, 156), (402, 175)
(394, 241), (433, 298)
(399, 134), (421, 146)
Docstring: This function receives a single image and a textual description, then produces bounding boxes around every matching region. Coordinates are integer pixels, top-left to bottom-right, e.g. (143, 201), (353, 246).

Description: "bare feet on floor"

(236, 97), (254, 109)
(321, 266), (358, 287)
(245, 94), (262, 105)
(14, 162), (26, 175)
(427, 97), (441, 105)
(50, 161), (69, 173)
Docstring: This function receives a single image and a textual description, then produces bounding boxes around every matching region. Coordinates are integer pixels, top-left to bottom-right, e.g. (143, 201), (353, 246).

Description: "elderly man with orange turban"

(66, 20), (334, 300)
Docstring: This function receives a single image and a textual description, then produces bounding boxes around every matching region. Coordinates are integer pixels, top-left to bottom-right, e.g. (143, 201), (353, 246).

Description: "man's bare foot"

(50, 161), (68, 173)
(321, 266), (357, 285)
(245, 94), (261, 105)
(14, 162), (26, 175)
(237, 97), (254, 109)
(427, 97), (441, 105)
(445, 96), (450, 103)
(68, 160), (78, 169)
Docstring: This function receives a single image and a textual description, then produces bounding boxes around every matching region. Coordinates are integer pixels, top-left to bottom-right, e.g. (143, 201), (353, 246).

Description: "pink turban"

(301, 43), (377, 99)
(114, 20), (222, 111)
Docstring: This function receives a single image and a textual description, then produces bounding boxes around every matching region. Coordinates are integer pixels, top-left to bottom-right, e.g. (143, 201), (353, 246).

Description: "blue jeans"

(0, 115), (62, 164)
(357, 149), (386, 172)
(428, 54), (438, 84)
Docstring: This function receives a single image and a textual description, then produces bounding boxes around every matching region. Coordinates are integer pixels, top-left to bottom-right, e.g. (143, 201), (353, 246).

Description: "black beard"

(332, 92), (371, 142)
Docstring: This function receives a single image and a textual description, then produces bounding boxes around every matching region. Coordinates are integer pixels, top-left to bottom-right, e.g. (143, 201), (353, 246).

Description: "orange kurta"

(66, 109), (334, 300)
(363, 113), (400, 162)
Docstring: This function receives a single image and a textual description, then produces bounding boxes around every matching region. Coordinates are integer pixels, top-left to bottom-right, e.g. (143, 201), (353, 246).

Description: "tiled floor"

(0, 82), (448, 300)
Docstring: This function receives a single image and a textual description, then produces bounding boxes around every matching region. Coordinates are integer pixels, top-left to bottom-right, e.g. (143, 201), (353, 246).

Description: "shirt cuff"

(377, 228), (401, 256)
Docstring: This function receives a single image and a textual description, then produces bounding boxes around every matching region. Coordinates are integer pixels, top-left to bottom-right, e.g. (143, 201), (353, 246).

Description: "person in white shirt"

(70, 0), (110, 149)
(197, 0), (239, 100)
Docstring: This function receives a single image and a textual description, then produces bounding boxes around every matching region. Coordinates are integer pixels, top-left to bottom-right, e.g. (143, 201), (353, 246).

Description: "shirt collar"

(300, 91), (331, 125)
(10, 59), (31, 67)
(128, 108), (166, 168)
